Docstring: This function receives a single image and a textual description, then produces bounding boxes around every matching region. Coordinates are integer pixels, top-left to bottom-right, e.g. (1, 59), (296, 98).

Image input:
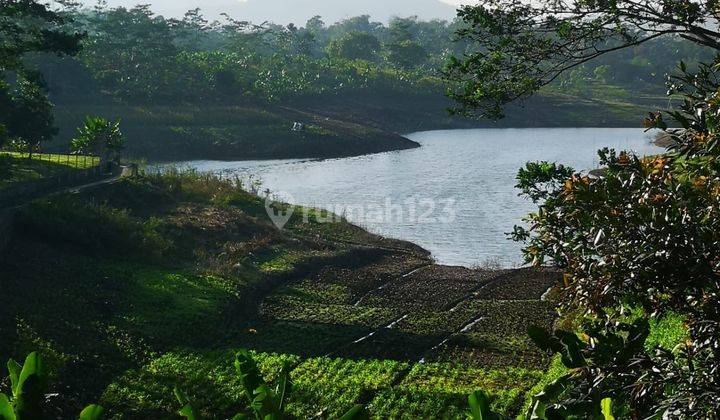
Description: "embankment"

(51, 104), (420, 162)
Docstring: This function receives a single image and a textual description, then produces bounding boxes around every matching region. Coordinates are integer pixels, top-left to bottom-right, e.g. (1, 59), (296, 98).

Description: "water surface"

(170, 128), (660, 267)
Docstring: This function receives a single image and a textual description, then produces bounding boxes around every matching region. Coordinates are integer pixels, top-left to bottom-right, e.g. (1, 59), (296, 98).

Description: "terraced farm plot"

(261, 295), (404, 329)
(368, 363), (544, 416)
(287, 357), (407, 418)
(477, 267), (560, 300)
(309, 254), (431, 304)
(424, 291), (559, 368)
(359, 265), (500, 311)
(233, 239), (561, 417)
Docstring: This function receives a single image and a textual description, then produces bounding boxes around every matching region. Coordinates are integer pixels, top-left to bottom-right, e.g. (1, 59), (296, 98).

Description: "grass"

(0, 152), (100, 189)
(51, 103), (418, 161)
(100, 349), (542, 418)
(1, 171), (557, 418)
(646, 312), (688, 351)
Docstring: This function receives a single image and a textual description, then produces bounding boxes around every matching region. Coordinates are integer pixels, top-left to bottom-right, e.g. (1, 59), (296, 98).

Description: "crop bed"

(359, 266), (500, 311)
(476, 267), (561, 300)
(100, 256), (562, 417)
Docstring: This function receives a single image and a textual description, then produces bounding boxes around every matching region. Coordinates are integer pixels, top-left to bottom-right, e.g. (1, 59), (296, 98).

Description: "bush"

(512, 59), (720, 417)
(18, 195), (171, 260)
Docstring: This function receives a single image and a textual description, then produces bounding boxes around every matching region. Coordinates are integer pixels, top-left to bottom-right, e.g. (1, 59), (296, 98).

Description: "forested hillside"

(16, 4), (712, 160)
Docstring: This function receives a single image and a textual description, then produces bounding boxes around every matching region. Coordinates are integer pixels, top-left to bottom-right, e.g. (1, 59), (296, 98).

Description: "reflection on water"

(167, 128), (660, 267)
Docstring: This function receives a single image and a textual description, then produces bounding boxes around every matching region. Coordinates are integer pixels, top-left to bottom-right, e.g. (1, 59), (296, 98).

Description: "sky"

(77, 0), (477, 24)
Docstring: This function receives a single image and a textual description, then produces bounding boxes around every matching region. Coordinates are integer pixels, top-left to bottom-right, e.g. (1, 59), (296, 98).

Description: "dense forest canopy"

(0, 1), (715, 153)
(0, 0), (83, 149)
(446, 0), (720, 118)
(26, 3), (715, 106)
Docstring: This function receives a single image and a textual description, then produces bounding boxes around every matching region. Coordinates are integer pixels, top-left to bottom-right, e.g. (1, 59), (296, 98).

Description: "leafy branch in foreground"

(445, 0), (720, 119)
(511, 58), (720, 417)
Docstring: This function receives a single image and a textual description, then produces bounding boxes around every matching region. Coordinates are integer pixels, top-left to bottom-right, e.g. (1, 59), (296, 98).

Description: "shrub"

(19, 195), (171, 260)
(512, 59), (720, 417)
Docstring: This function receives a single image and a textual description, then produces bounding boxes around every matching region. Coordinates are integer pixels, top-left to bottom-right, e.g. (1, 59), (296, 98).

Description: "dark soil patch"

(477, 268), (561, 301)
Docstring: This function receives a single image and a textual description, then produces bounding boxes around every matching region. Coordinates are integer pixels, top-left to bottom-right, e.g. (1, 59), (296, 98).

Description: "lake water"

(170, 128), (661, 267)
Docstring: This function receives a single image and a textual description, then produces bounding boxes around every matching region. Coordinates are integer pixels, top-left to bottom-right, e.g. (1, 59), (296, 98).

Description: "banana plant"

(466, 391), (505, 420)
(465, 390), (616, 420)
(79, 404), (105, 420)
(0, 352), (104, 420)
(0, 352), (46, 420)
(176, 350), (367, 420)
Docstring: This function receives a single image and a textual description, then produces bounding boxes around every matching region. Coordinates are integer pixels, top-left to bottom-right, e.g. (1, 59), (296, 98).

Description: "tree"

(387, 40), (428, 69)
(511, 64), (720, 414)
(327, 31), (381, 61)
(443, 0), (720, 416)
(386, 17), (427, 69)
(0, 0), (83, 149)
(71, 116), (124, 162)
(0, 75), (57, 157)
(446, 0), (720, 119)
(81, 5), (178, 102)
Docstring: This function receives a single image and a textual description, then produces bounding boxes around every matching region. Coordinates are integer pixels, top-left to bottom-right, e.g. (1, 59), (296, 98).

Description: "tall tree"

(82, 5), (177, 102)
(327, 31), (381, 61)
(387, 17), (427, 69)
(446, 0), (720, 119)
(0, 0), (83, 149)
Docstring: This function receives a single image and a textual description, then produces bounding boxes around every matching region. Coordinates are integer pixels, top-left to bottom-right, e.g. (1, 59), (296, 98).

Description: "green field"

(0, 171), (688, 418)
(0, 152), (100, 189)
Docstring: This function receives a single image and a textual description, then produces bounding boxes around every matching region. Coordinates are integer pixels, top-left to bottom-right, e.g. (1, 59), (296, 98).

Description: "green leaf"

(174, 387), (189, 405)
(467, 391), (492, 420)
(17, 352), (44, 396)
(274, 362), (292, 412)
(79, 404), (105, 420)
(6, 360), (21, 396)
(555, 331), (586, 368)
(527, 326), (558, 352)
(600, 398), (614, 420)
(178, 404), (200, 420)
(251, 384), (278, 418)
(338, 404), (368, 420)
(174, 388), (201, 420)
(235, 350), (265, 402)
(0, 394), (16, 420)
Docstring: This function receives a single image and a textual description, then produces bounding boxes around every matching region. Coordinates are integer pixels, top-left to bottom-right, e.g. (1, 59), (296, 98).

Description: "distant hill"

(81, 0), (459, 24)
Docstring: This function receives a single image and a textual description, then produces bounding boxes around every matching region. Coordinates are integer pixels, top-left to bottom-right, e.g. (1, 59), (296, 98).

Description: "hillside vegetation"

(0, 171), (560, 417)
(10, 5), (705, 160)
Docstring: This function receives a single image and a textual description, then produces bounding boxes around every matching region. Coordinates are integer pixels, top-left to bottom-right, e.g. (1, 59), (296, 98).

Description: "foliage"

(446, 0), (720, 118)
(0, 0), (83, 147)
(70, 116), (124, 158)
(327, 31), (381, 61)
(0, 352), (101, 420)
(19, 195), (171, 259)
(22, 3), (697, 113)
(172, 350), (367, 420)
(0, 352), (45, 419)
(511, 58), (720, 416)
(0, 76), (57, 152)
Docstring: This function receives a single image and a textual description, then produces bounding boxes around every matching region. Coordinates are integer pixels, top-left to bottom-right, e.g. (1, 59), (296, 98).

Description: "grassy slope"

(46, 83), (667, 163)
(51, 104), (420, 162)
(0, 172), (555, 418)
(0, 153), (100, 189)
(0, 171), (688, 418)
(291, 84), (667, 134)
